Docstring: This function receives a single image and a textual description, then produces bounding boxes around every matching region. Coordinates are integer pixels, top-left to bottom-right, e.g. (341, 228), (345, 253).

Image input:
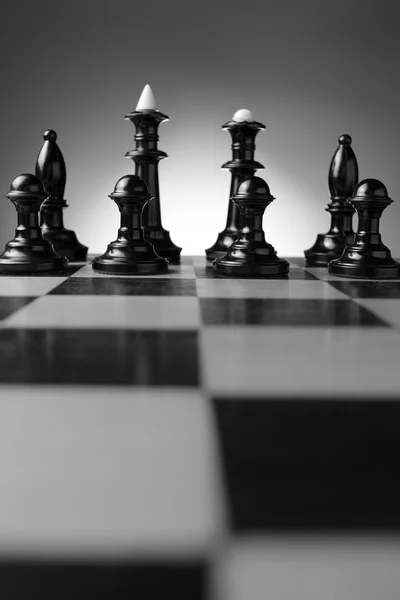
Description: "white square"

(200, 326), (400, 397)
(0, 386), (223, 557)
(1, 296), (201, 329)
(196, 278), (348, 299)
(304, 267), (393, 282)
(220, 537), (400, 600)
(353, 298), (400, 328)
(0, 276), (67, 296)
(72, 263), (196, 279)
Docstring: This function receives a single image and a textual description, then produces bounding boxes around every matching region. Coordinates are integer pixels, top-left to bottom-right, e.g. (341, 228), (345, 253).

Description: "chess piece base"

(213, 255), (289, 278)
(92, 258), (168, 275)
(205, 230), (239, 261)
(92, 243), (169, 275)
(329, 256), (400, 279)
(145, 228), (182, 264)
(42, 228), (88, 262)
(304, 233), (353, 267)
(0, 245), (68, 274)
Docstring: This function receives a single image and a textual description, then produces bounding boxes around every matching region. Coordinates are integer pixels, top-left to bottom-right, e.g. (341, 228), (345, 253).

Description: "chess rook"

(92, 175), (168, 275)
(329, 179), (400, 278)
(0, 174), (68, 273)
(304, 134), (358, 266)
(125, 85), (182, 263)
(213, 176), (289, 277)
(36, 129), (88, 261)
(205, 110), (265, 261)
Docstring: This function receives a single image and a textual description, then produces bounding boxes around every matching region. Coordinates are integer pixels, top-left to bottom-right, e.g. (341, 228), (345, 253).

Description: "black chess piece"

(213, 175), (289, 277)
(92, 174), (169, 275)
(329, 179), (400, 278)
(205, 112), (265, 261)
(0, 174), (68, 273)
(304, 134), (358, 266)
(35, 129), (88, 261)
(125, 110), (182, 263)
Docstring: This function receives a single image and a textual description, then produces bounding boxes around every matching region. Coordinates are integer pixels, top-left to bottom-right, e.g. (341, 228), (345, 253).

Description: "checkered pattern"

(1, 256), (400, 599)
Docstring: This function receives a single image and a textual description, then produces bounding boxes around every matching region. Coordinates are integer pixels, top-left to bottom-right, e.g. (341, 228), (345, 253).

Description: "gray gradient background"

(0, 0), (399, 257)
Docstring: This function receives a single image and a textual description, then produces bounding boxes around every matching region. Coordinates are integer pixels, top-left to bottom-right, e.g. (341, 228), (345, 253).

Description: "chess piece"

(35, 129), (88, 261)
(304, 134), (358, 266)
(0, 174), (68, 273)
(92, 174), (168, 275)
(213, 175), (289, 277)
(205, 109), (265, 261)
(125, 85), (182, 263)
(329, 179), (400, 278)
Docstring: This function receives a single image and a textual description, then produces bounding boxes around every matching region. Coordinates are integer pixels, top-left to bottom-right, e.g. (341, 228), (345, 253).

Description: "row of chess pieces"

(304, 134), (400, 279)
(0, 83), (398, 278)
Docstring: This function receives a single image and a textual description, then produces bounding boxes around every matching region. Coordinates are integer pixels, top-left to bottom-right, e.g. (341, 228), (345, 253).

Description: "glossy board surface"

(0, 255), (399, 599)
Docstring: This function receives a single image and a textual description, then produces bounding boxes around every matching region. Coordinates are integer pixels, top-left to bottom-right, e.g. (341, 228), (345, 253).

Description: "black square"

(288, 267), (317, 280)
(179, 256), (194, 265)
(194, 265), (218, 279)
(0, 297), (36, 321)
(328, 280), (400, 299)
(49, 278), (197, 296)
(0, 265), (84, 277)
(0, 560), (207, 600)
(200, 298), (388, 326)
(286, 257), (307, 267)
(0, 329), (199, 385)
(214, 398), (400, 531)
(194, 266), (317, 280)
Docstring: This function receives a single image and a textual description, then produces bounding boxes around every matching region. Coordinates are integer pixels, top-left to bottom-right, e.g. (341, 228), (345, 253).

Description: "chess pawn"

(205, 109), (265, 261)
(92, 174), (169, 275)
(0, 174), (68, 273)
(304, 134), (358, 266)
(213, 176), (289, 277)
(125, 85), (182, 263)
(36, 129), (88, 261)
(329, 179), (400, 278)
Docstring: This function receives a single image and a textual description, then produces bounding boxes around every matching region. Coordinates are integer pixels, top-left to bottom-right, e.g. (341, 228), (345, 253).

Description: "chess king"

(124, 85), (182, 263)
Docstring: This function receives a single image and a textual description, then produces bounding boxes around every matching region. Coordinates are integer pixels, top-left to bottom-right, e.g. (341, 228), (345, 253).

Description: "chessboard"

(1, 255), (400, 600)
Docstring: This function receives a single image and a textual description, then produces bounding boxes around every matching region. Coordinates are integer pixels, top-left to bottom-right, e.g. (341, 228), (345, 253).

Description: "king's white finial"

(136, 84), (157, 112)
(232, 108), (254, 122)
